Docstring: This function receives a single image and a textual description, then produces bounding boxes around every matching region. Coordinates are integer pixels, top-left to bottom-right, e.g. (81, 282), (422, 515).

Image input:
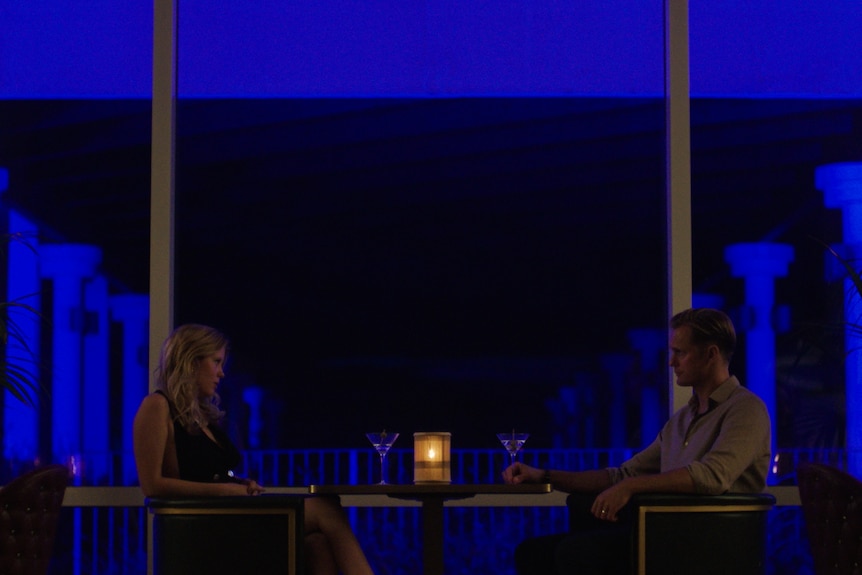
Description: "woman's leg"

(304, 496), (375, 575)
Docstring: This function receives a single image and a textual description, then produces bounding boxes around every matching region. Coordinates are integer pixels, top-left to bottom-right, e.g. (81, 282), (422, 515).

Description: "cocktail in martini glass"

(497, 431), (529, 467)
(366, 431), (399, 484)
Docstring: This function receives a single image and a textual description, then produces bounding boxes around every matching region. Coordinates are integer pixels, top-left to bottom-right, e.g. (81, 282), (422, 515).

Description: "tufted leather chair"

(798, 462), (862, 575)
(0, 464), (69, 575)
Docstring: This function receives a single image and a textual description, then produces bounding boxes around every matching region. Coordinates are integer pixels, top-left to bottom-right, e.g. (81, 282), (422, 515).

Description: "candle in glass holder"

(413, 432), (451, 484)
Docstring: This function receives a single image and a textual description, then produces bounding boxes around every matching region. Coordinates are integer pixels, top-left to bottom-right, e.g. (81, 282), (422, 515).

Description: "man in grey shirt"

(502, 308), (771, 574)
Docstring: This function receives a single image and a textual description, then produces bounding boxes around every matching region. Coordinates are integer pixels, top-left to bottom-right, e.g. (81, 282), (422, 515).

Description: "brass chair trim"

(636, 504), (772, 575)
(150, 507), (298, 515)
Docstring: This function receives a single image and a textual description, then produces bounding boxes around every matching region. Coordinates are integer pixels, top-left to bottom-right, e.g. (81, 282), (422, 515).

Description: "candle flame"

(428, 448), (436, 459)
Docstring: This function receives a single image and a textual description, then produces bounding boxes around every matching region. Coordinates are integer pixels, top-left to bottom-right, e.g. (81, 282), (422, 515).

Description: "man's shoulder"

(730, 382), (765, 402)
(725, 383), (770, 418)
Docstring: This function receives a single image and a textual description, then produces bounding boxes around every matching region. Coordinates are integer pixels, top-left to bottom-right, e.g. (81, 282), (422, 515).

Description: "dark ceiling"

(1, 97), (860, 445)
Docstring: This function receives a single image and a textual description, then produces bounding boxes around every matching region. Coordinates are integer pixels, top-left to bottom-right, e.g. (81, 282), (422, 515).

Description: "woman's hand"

(244, 479), (265, 495)
(220, 481), (262, 496)
(225, 477), (265, 496)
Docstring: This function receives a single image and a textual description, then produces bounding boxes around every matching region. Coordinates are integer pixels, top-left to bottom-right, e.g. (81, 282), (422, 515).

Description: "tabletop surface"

(308, 483), (552, 497)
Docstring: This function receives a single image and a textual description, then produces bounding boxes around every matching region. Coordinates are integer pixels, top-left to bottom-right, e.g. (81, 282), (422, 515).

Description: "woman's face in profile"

(195, 346), (226, 398)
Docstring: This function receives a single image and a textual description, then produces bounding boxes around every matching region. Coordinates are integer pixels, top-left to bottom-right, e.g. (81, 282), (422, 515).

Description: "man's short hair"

(670, 308), (736, 362)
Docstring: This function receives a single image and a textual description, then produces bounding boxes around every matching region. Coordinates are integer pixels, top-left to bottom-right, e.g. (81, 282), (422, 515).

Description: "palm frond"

(0, 232), (45, 408)
(821, 240), (862, 307)
(0, 297), (44, 408)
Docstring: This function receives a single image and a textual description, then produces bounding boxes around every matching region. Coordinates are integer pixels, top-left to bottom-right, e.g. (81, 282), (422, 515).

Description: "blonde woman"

(133, 324), (375, 575)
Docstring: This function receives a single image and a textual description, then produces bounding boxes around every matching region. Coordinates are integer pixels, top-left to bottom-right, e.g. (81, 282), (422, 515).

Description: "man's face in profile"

(669, 325), (709, 388)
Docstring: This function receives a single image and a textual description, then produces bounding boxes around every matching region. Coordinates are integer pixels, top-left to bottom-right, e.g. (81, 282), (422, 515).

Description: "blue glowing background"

(2, 0), (861, 98)
(2, 0), (861, 459)
(2, 5), (860, 574)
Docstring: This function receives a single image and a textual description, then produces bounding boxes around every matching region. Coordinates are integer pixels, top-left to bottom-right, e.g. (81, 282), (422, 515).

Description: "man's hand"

(590, 481), (633, 521)
(502, 462), (543, 485)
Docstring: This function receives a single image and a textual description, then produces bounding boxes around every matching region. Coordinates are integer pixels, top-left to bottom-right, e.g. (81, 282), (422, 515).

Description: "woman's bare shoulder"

(138, 391), (170, 416)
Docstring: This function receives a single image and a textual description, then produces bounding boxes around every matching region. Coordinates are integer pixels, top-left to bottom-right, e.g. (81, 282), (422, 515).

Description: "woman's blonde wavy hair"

(155, 324), (228, 433)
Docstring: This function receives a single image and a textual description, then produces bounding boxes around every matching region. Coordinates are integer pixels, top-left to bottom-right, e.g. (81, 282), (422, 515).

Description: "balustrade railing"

(29, 446), (845, 575)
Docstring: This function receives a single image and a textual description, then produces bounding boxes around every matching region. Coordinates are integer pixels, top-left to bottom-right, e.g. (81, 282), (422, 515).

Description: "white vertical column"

(111, 294), (150, 484)
(149, 0), (178, 380)
(816, 162), (862, 475)
(39, 244), (102, 469)
(725, 242), (794, 460)
(150, 1), (177, 573)
(666, 0), (693, 416)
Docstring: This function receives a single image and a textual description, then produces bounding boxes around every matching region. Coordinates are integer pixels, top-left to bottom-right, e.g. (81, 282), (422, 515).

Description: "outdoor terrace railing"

(39, 446), (847, 575)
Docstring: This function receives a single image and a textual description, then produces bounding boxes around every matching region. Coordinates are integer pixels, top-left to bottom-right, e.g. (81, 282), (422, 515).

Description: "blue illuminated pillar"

(627, 328), (664, 446)
(2, 171), (42, 464)
(600, 353), (631, 448)
(40, 244), (102, 471)
(83, 274), (110, 482)
(816, 162), (862, 475)
(242, 386), (264, 449)
(725, 242), (794, 459)
(110, 294), (149, 484)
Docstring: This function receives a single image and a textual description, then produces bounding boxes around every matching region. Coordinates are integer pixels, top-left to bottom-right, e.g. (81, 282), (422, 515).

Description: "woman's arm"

(133, 393), (251, 497)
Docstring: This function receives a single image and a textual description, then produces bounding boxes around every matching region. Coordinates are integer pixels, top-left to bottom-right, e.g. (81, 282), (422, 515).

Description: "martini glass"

(497, 431), (529, 467)
(366, 431), (399, 484)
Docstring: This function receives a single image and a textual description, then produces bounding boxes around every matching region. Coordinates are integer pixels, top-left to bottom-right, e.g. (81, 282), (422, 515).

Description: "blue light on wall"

(0, 2), (152, 97)
(2, 1), (861, 99)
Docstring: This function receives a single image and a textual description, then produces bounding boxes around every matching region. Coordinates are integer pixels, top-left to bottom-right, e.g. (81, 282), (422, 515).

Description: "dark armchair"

(147, 495), (306, 575)
(0, 464), (70, 575)
(797, 462), (862, 575)
(566, 491), (775, 575)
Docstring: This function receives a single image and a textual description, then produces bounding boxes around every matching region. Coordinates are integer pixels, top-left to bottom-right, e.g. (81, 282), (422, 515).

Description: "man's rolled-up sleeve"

(685, 396), (771, 494)
(607, 434), (663, 485)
